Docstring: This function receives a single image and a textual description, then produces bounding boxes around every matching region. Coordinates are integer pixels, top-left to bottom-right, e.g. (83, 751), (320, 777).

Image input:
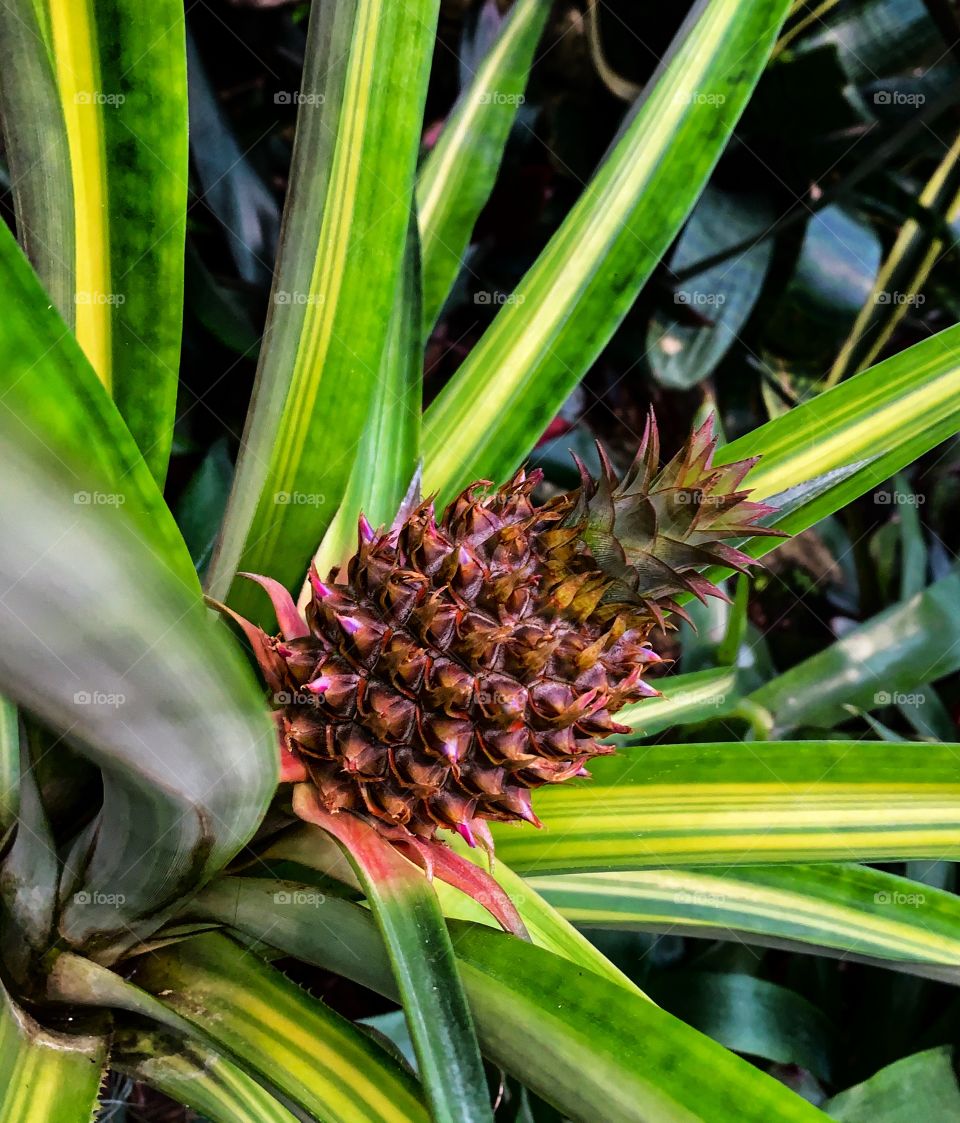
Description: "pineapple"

(228, 415), (777, 850)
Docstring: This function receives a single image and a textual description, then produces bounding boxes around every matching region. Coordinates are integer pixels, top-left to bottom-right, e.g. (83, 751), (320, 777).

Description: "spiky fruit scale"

(236, 413), (777, 845)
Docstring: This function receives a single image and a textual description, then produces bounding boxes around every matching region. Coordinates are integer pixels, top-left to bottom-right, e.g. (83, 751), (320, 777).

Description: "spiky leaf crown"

(227, 413), (777, 851)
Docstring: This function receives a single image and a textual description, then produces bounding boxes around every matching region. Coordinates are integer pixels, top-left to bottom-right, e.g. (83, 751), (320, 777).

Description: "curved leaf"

(113, 1026), (301, 1123)
(530, 864), (960, 983)
(0, 220), (198, 590)
(307, 213), (423, 586)
(749, 568), (960, 733)
(0, 413), (275, 960)
(129, 933), (430, 1123)
(717, 322), (960, 558)
(0, 0), (74, 321)
(490, 741), (960, 872)
(825, 1046), (960, 1122)
(0, 982), (105, 1122)
(646, 970), (835, 1080)
(611, 666), (740, 742)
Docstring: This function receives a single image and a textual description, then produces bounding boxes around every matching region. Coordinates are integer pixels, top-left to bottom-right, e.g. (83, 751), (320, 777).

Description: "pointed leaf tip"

(238, 573), (310, 640)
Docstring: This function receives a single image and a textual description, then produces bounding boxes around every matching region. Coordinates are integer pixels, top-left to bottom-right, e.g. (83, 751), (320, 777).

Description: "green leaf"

(300, 803), (492, 1123)
(490, 741), (960, 871)
(0, 221), (198, 591)
(648, 189), (775, 389)
(0, 982), (106, 1122)
(433, 838), (645, 996)
(0, 697), (19, 834)
(208, 0), (439, 625)
(1, 736), (59, 983)
(749, 568), (960, 733)
(416, 0), (551, 329)
(716, 323), (960, 557)
(197, 878), (827, 1122)
(309, 214), (423, 583)
(0, 0), (75, 321)
(422, 0), (792, 503)
(27, 0), (188, 483)
(824, 1046), (960, 1122)
(611, 667), (740, 743)
(129, 932), (431, 1123)
(646, 971), (835, 1081)
(0, 412), (274, 959)
(113, 1026), (300, 1123)
(529, 864), (960, 984)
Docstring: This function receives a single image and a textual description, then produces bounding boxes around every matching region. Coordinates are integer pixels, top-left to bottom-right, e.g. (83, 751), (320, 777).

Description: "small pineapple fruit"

(227, 414), (777, 853)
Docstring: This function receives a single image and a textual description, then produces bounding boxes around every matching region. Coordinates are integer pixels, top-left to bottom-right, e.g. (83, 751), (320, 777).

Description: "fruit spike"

(229, 412), (779, 848)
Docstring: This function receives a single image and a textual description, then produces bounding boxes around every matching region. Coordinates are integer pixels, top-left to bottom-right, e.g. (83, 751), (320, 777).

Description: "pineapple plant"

(0, 0), (959, 1121)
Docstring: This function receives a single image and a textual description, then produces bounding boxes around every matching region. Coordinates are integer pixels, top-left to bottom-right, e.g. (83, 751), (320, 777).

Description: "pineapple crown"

(566, 412), (781, 628)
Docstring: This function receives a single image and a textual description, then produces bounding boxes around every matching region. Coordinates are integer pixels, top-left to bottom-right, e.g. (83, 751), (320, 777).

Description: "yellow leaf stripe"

(46, 0), (112, 387)
(0, 986), (104, 1120)
(530, 866), (960, 972)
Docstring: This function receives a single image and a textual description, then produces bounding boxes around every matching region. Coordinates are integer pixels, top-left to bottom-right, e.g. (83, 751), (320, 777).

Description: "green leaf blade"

(491, 741), (960, 872)
(0, 983), (106, 1123)
(209, 0), (439, 624)
(417, 0), (551, 329)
